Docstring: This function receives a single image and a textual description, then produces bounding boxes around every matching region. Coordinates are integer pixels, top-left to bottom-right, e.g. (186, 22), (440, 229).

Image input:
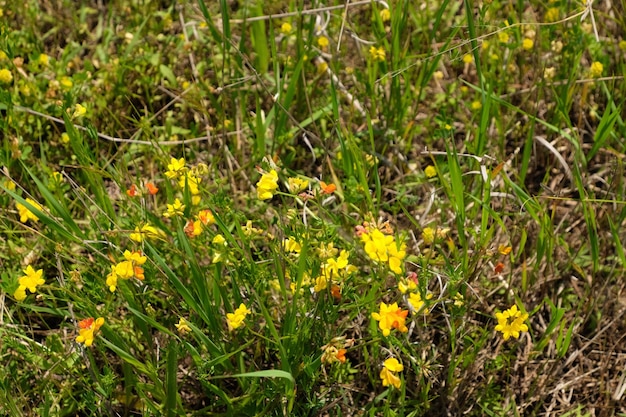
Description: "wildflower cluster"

(321, 337), (351, 365)
(357, 221), (406, 274)
(76, 317), (105, 347)
(16, 198), (43, 223)
(256, 169), (279, 200)
(14, 266), (45, 301)
(371, 302), (409, 337)
(495, 305), (529, 341)
(314, 249), (357, 293)
(106, 250), (147, 292)
(226, 303), (250, 331)
(380, 358), (403, 389)
(399, 273), (432, 314)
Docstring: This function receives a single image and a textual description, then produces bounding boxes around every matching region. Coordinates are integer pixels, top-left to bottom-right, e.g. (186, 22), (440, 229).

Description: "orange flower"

(146, 182), (159, 195)
(78, 317), (94, 329)
(494, 262), (505, 274)
(336, 348), (347, 363)
(320, 181), (336, 194)
(126, 184), (138, 197)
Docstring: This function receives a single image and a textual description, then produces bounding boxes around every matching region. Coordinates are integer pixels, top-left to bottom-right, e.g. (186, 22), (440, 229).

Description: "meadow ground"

(1, 0), (626, 416)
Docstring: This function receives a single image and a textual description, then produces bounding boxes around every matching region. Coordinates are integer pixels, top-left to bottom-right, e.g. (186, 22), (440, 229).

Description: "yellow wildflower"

(522, 38), (534, 50)
(16, 198), (43, 223)
(544, 7), (559, 23)
(408, 292), (432, 314)
(317, 242), (338, 260)
(288, 177), (309, 194)
(317, 36), (329, 50)
(59, 76), (73, 90)
(14, 265), (45, 301)
(166, 157), (186, 179)
(590, 61), (603, 78)
(360, 228), (406, 274)
(242, 220), (261, 236)
(76, 317), (105, 347)
(164, 198), (185, 218)
(256, 169), (279, 200)
(379, 8), (391, 22)
(462, 54), (473, 64)
(283, 237), (301, 254)
(369, 46), (386, 62)
(212, 234), (227, 246)
(0, 68), (13, 83)
(226, 303), (250, 331)
(424, 165), (437, 178)
(38, 53), (50, 66)
(280, 22), (292, 35)
(372, 302), (409, 337)
(129, 223), (164, 242)
(105, 265), (118, 292)
(61, 132), (70, 144)
(495, 304), (529, 340)
(380, 358), (403, 389)
(175, 317), (192, 334)
(498, 31), (509, 44)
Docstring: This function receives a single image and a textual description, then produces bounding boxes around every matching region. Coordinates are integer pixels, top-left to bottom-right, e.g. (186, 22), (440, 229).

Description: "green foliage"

(1, 0), (626, 415)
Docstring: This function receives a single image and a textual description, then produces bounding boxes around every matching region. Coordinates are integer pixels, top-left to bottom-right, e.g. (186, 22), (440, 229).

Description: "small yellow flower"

(165, 157), (186, 179)
(288, 177), (309, 194)
(462, 54), (473, 64)
(175, 317), (192, 334)
(372, 302), (409, 337)
(424, 165), (437, 178)
(589, 61), (603, 78)
(256, 169), (279, 200)
(471, 100), (482, 110)
(212, 234), (227, 246)
(105, 265), (118, 292)
(422, 227), (435, 244)
(0, 50), (7, 61)
(38, 53), (50, 66)
(76, 317), (105, 347)
(620, 40), (626, 51)
(380, 358), (403, 389)
(282, 237), (301, 253)
(495, 304), (529, 340)
(498, 244), (512, 255)
(226, 303), (250, 331)
(72, 103), (87, 118)
(16, 198), (43, 223)
(379, 8), (391, 22)
(498, 31), (509, 43)
(61, 132), (70, 144)
(280, 22), (292, 35)
(242, 220), (261, 236)
(14, 265), (45, 301)
(0, 68), (13, 83)
(544, 7), (559, 23)
(369, 46), (386, 62)
(317, 36), (329, 49)
(360, 228), (406, 274)
(164, 198), (185, 218)
(129, 223), (164, 242)
(317, 242), (338, 260)
(408, 292), (433, 314)
(522, 38), (534, 50)
(59, 76), (73, 90)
